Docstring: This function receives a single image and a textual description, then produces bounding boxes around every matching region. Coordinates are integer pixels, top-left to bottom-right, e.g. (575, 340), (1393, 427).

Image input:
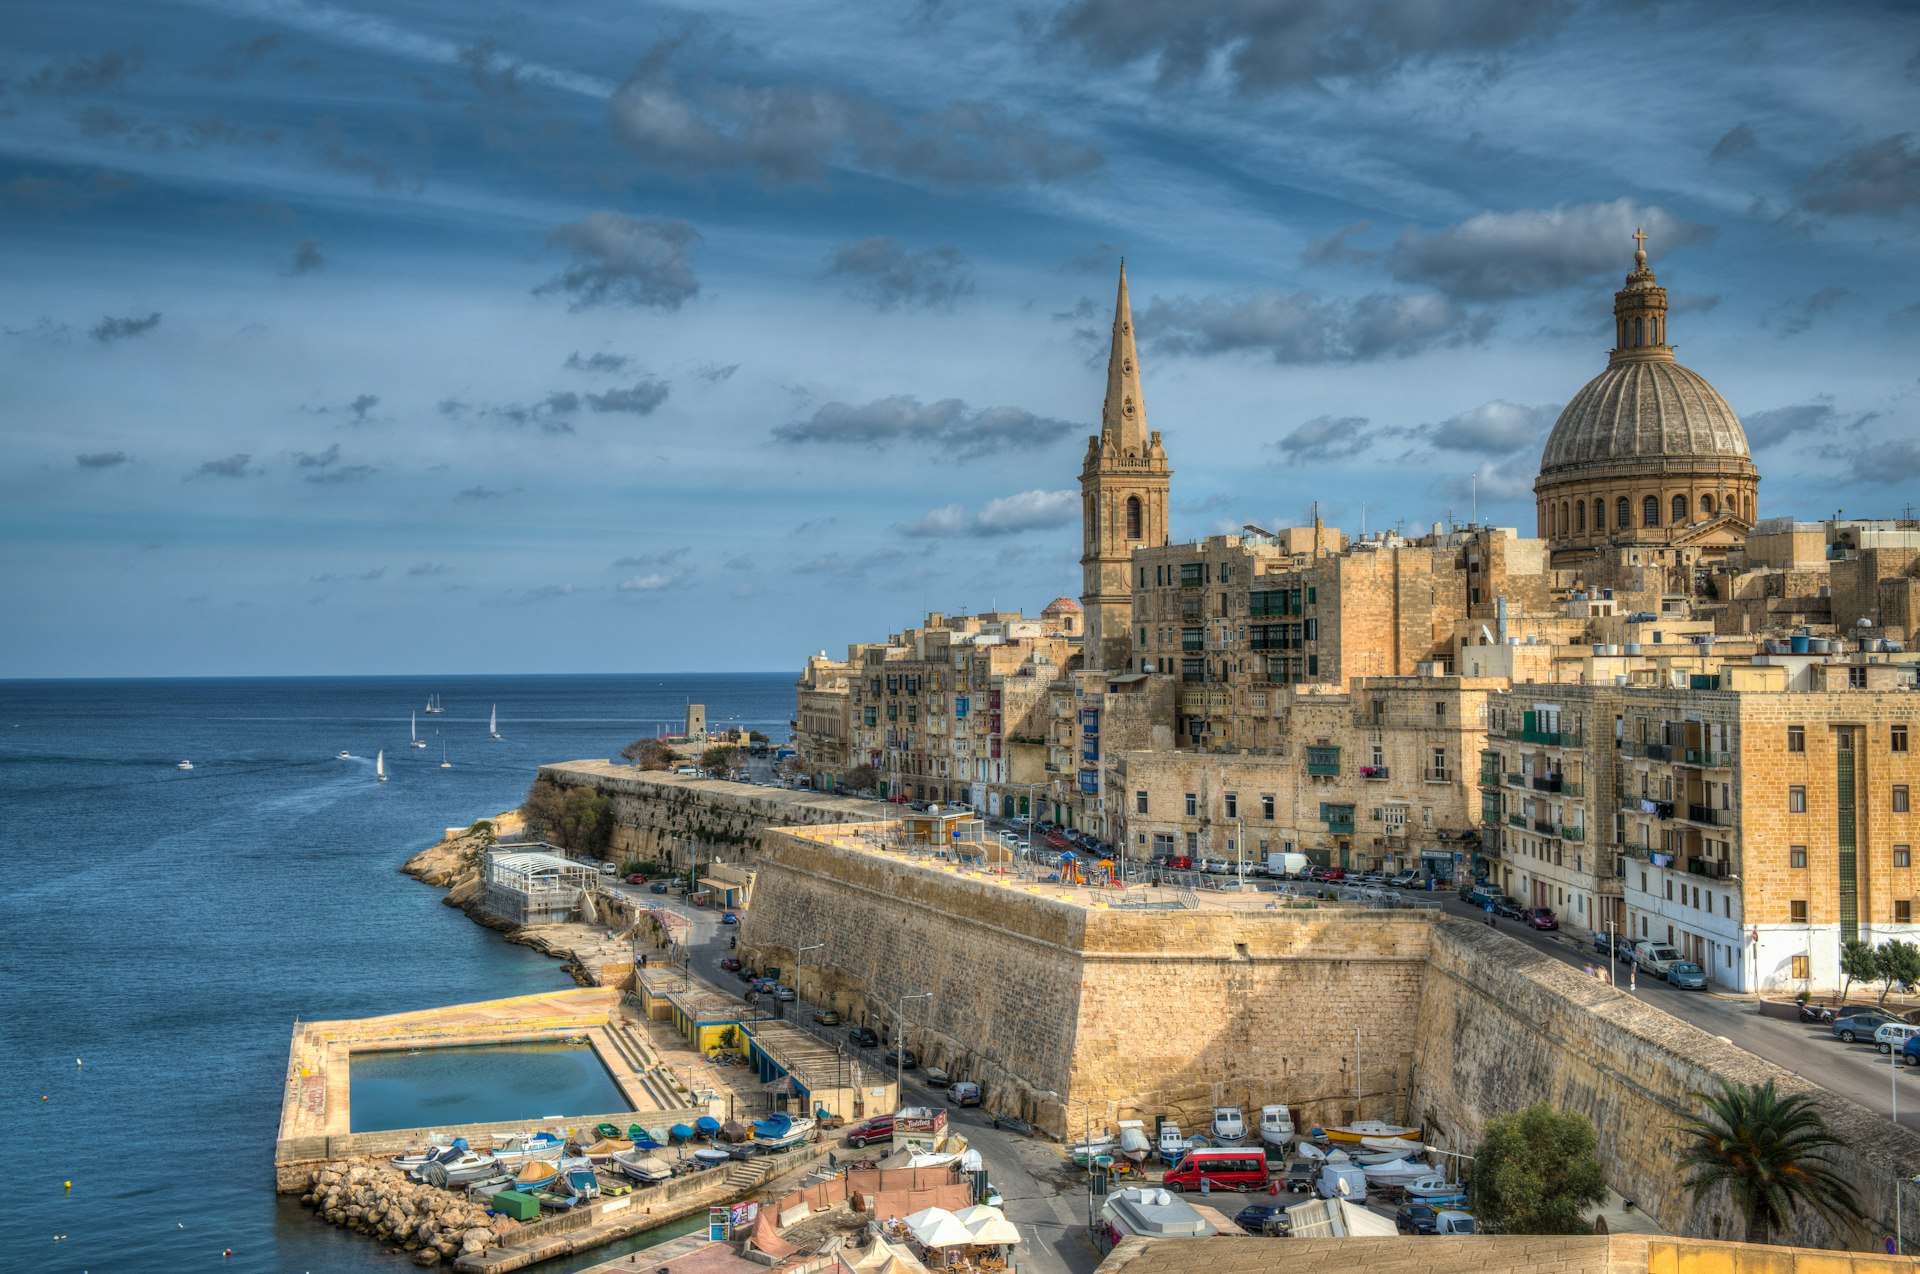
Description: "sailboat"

(424, 694), (445, 715)
(489, 705), (501, 740)
(176, 760), (194, 770)
(376, 750), (388, 782)
(410, 711), (427, 748)
(440, 739), (452, 770)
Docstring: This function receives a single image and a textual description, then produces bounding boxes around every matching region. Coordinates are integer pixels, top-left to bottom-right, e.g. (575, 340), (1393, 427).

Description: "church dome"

(1539, 358), (1751, 477)
(1042, 596), (1083, 615)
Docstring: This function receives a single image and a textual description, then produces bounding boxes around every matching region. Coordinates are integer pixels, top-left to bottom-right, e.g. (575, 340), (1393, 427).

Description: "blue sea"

(0, 673), (792, 1274)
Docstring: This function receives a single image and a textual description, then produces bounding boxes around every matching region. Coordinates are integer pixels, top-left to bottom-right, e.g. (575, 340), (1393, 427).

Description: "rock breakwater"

(295, 1159), (519, 1267)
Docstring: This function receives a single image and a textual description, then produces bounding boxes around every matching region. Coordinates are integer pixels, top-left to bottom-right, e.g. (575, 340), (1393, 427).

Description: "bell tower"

(1079, 261), (1171, 673)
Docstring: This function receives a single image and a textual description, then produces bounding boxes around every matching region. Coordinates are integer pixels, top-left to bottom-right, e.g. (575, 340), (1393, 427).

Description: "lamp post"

(896, 991), (932, 1099)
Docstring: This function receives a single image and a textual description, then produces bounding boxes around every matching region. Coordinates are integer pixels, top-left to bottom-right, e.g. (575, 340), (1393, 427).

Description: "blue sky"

(3, 0), (1917, 677)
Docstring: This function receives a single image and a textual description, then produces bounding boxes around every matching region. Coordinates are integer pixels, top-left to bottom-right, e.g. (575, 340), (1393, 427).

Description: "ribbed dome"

(1539, 358), (1752, 477)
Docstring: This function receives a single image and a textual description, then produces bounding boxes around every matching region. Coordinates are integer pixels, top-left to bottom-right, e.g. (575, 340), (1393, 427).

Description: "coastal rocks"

(297, 1158), (517, 1265)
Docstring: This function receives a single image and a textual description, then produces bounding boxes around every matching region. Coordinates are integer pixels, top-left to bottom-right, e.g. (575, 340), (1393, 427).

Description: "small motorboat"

(1294, 1141), (1330, 1163)
(513, 1160), (561, 1192)
(1406, 1174), (1469, 1203)
(924, 1065), (951, 1085)
(581, 1136), (632, 1162)
(1360, 1157), (1435, 1187)
(421, 1149), (500, 1187)
(562, 1168), (600, 1200)
(1117, 1120), (1150, 1163)
(627, 1124), (666, 1149)
(1323, 1120), (1422, 1145)
(691, 1147), (732, 1167)
(1360, 1135), (1425, 1156)
(749, 1111), (816, 1151)
(465, 1175), (517, 1205)
(670, 1124), (696, 1143)
(611, 1149), (674, 1185)
(176, 760), (194, 770)
(696, 1115), (723, 1138)
(337, 750), (351, 759)
(1258, 1104), (1294, 1149)
(1211, 1105), (1247, 1146)
(1156, 1121), (1191, 1164)
(1068, 1132), (1115, 1165)
(595, 1123), (624, 1141)
(390, 1136), (463, 1171)
(491, 1131), (568, 1165)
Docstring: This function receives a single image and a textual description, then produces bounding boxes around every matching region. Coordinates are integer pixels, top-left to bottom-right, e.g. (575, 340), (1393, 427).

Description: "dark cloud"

(791, 545), (923, 584)
(407, 562), (453, 577)
(27, 48), (143, 95)
(311, 116), (411, 191)
(75, 450), (129, 469)
(196, 453), (255, 478)
(1301, 221), (1378, 266)
(294, 443), (340, 468)
(564, 351), (631, 373)
(287, 239), (325, 275)
(1048, 0), (1572, 94)
(458, 485), (508, 499)
(306, 464), (376, 484)
(455, 41), (541, 110)
(311, 567), (385, 583)
(1741, 401), (1837, 449)
(536, 212), (701, 311)
(584, 379), (671, 415)
(1709, 122), (1757, 164)
(774, 396), (1076, 457)
(724, 554), (754, 570)
(1267, 415), (1374, 463)
(1139, 289), (1491, 363)
(1425, 400), (1558, 453)
(1891, 300), (1920, 327)
(90, 311), (161, 343)
(1385, 200), (1716, 300)
(193, 34), (284, 81)
(505, 583), (580, 604)
(0, 170), (138, 214)
(348, 393), (380, 423)
(5, 318), (74, 343)
(607, 43), (1101, 187)
(694, 362), (739, 382)
(1848, 439), (1920, 485)
(613, 546), (691, 570)
(1801, 133), (1920, 217)
(899, 490), (1079, 537)
(1776, 286), (1849, 335)
(825, 238), (973, 311)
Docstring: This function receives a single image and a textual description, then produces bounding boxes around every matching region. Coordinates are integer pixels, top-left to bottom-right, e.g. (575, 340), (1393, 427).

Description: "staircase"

(723, 1160), (771, 1191)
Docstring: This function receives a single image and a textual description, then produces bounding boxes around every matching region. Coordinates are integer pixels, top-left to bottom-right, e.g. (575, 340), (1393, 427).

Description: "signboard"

(709, 1206), (731, 1241)
(731, 1202), (758, 1228)
(893, 1105), (949, 1151)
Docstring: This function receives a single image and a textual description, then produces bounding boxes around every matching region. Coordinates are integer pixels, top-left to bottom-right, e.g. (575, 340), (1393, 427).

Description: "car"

(1665, 960), (1709, 990)
(1462, 883), (1500, 906)
(720, 957), (742, 971)
(774, 985), (796, 1002)
(1009, 815), (1031, 827)
(1396, 1202), (1441, 1235)
(946, 1081), (982, 1106)
(733, 966), (757, 981)
(646, 879), (668, 892)
(1592, 930), (1626, 959)
(1631, 941), (1685, 980)
(848, 1026), (880, 1048)
(1525, 907), (1559, 931)
(846, 1115), (895, 1148)
(1232, 1203), (1289, 1236)
(813, 1008), (841, 1026)
(1282, 1159), (1317, 1193)
(1044, 832), (1073, 850)
(1876, 1022), (1920, 1053)
(1388, 871), (1420, 888)
(888, 1047), (920, 1070)
(720, 913), (739, 925)
(1168, 856), (1194, 871)
(1832, 1010), (1899, 1043)
(1493, 898), (1528, 920)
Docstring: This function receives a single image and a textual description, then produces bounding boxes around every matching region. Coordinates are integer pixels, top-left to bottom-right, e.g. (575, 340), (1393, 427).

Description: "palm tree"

(1678, 1079), (1862, 1245)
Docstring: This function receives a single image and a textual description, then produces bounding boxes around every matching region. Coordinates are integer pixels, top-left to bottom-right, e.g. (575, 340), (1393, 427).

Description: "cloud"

(75, 450), (130, 469)
(0, 170), (138, 215)
(348, 393), (380, 422)
(1140, 289), (1491, 363)
(1047, 0), (1572, 93)
(1301, 221), (1378, 266)
(1742, 400), (1837, 450)
(613, 546), (691, 569)
(287, 239), (325, 274)
(825, 238), (973, 311)
(1892, 301), (1920, 328)
(1848, 440), (1920, 485)
(791, 545), (923, 584)
(68, 106), (282, 152)
(407, 562), (453, 576)
(617, 571), (689, 591)
(306, 464), (376, 484)
(564, 351), (630, 373)
(535, 212), (701, 311)
(1385, 200), (1716, 300)
(1267, 415), (1374, 463)
(1065, 243), (1121, 272)
(1801, 134), (1920, 217)
(294, 443), (340, 468)
(1776, 286), (1849, 335)
(311, 567), (386, 583)
(607, 45), (1102, 187)
(509, 583), (579, 603)
(724, 554), (754, 570)
(90, 311), (162, 343)
(584, 379), (671, 415)
(26, 48), (144, 95)
(774, 396), (1076, 457)
(694, 362), (739, 382)
(1425, 400), (1558, 453)
(1431, 450), (1542, 504)
(901, 490), (1079, 537)
(196, 453), (256, 478)
(1709, 122), (1757, 164)
(458, 485), (508, 499)
(311, 116), (410, 190)
(5, 318), (75, 343)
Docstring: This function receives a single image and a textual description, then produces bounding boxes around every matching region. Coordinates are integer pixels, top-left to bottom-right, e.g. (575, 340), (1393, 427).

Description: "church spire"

(1099, 259), (1148, 452)
(1610, 226), (1674, 365)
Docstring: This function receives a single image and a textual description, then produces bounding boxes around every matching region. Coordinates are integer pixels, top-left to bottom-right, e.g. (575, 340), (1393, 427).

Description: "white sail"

(489, 704), (499, 738)
(376, 750), (387, 781)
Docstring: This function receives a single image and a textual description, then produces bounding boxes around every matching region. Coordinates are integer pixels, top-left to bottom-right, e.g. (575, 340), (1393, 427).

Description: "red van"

(1161, 1147), (1270, 1193)
(1168, 856), (1194, 871)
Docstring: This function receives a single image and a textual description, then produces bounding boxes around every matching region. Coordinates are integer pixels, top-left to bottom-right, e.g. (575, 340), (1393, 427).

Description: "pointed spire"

(1100, 259), (1147, 452)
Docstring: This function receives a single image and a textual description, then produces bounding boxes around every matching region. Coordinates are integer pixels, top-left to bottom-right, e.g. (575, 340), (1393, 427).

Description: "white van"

(596, 861), (616, 876)
(1875, 1022), (1920, 1054)
(1316, 1164), (1368, 1203)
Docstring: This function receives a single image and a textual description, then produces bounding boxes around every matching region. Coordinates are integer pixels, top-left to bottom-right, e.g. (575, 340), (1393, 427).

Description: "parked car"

(720, 957), (742, 971)
(1009, 815), (1031, 828)
(888, 1047), (920, 1070)
(813, 1008), (841, 1025)
(1592, 930), (1628, 960)
(1833, 1010), (1902, 1043)
(1493, 897), (1528, 920)
(1168, 856), (1194, 871)
(733, 966), (757, 981)
(846, 1115), (895, 1148)
(847, 1026), (880, 1048)
(774, 985), (796, 1002)
(1901, 1036), (1920, 1067)
(1282, 1159), (1318, 1193)
(1388, 872), (1420, 888)
(1665, 960), (1709, 990)
(1462, 882), (1500, 906)
(719, 912), (739, 925)
(1396, 1202), (1442, 1235)
(1524, 907), (1559, 931)
(1630, 941), (1685, 980)
(1232, 1202), (1289, 1236)
(1876, 1022), (1920, 1053)
(946, 1082), (982, 1106)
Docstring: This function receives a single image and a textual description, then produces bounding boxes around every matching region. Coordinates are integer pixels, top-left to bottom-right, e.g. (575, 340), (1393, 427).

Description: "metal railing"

(1681, 749), (1734, 768)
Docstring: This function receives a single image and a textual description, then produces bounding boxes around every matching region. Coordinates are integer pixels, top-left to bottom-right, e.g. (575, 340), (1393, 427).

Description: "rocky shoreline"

(294, 1158), (521, 1267)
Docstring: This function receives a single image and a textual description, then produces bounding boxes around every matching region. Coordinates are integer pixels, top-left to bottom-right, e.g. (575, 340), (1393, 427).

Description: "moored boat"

(421, 1150), (500, 1187)
(1211, 1105), (1247, 1146)
(1258, 1104), (1294, 1149)
(1406, 1174), (1469, 1203)
(1156, 1121), (1191, 1164)
(513, 1160), (561, 1192)
(750, 1111), (816, 1151)
(1322, 1120), (1422, 1145)
(1359, 1157), (1434, 1187)
(611, 1149), (674, 1184)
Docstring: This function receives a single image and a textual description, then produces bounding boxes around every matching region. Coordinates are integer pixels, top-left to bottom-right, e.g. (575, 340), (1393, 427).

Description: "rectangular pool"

(348, 1041), (630, 1133)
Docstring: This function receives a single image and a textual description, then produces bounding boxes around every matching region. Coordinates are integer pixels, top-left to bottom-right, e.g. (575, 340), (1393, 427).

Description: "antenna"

(1471, 474), (1479, 527)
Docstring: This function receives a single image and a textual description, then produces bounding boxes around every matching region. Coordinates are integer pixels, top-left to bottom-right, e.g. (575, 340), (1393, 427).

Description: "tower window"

(1634, 317), (1644, 346)
(1701, 494), (1715, 516)
(1577, 502), (1587, 532)
(1672, 494), (1687, 524)
(1642, 495), (1659, 528)
(1126, 496), (1142, 541)
(1616, 497), (1629, 529)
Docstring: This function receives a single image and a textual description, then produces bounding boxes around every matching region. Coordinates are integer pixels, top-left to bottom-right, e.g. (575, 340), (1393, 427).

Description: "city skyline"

(3, 0), (1917, 676)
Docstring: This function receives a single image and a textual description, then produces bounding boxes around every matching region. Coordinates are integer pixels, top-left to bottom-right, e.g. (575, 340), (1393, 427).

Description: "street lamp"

(896, 991), (932, 1099)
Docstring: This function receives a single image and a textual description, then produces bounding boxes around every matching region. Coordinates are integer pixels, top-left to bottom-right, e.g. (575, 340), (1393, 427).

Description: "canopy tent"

(953, 1205), (1020, 1245)
(903, 1207), (976, 1248)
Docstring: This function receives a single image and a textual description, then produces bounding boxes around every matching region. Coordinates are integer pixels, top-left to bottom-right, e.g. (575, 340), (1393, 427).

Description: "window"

(1896, 725), (1910, 753)
(1642, 495), (1659, 528)
(1185, 831), (1198, 854)
(1851, 666), (1868, 688)
(1792, 954), (1810, 979)
(1261, 794), (1275, 820)
(1125, 496), (1142, 541)
(1135, 790), (1148, 815)
(1900, 901), (1915, 925)
(1577, 502), (1587, 532)
(1184, 792), (1197, 817)
(1594, 499), (1606, 532)
(1787, 725), (1805, 752)
(1435, 701), (1446, 719)
(1789, 786), (1806, 813)
(1789, 900), (1808, 924)
(1306, 587), (1317, 605)
(1672, 494), (1687, 524)
(1225, 793), (1238, 819)
(1617, 497), (1630, 529)
(1899, 845), (1912, 868)
(1790, 846), (1808, 869)
(1701, 493), (1715, 515)
(1897, 786), (1911, 813)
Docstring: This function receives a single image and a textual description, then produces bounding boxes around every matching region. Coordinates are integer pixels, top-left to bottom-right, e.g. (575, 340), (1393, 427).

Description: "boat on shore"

(610, 1149), (674, 1185)
(750, 1111), (816, 1151)
(490, 1131), (568, 1165)
(1360, 1157), (1435, 1187)
(1322, 1120), (1422, 1145)
(1068, 1131), (1115, 1165)
(1156, 1121), (1190, 1163)
(1211, 1105), (1247, 1146)
(1117, 1120), (1150, 1163)
(420, 1149), (500, 1187)
(390, 1137), (463, 1171)
(1258, 1104), (1294, 1149)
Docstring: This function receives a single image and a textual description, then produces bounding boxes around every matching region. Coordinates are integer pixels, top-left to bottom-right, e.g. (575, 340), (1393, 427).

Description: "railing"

(1533, 818), (1558, 835)
(1559, 825), (1586, 842)
(1562, 779), (1584, 797)
(1681, 749), (1734, 768)
(1615, 842), (1650, 861)
(1307, 763), (1341, 777)
(1361, 766), (1391, 780)
(1506, 727), (1584, 747)
(1686, 804), (1733, 827)
(1686, 856), (1728, 879)
(1505, 772), (1527, 787)
(1530, 774), (1563, 793)
(1507, 813), (1526, 828)
(1622, 740), (1673, 761)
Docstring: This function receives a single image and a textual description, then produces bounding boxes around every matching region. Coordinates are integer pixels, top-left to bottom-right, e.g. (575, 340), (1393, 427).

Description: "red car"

(1525, 907), (1559, 931)
(1167, 855), (1193, 870)
(847, 1115), (895, 1148)
(720, 957), (742, 971)
(1044, 832), (1073, 850)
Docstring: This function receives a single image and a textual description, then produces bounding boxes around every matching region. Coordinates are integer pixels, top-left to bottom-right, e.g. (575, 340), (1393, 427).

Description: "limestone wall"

(1411, 918), (1920, 1249)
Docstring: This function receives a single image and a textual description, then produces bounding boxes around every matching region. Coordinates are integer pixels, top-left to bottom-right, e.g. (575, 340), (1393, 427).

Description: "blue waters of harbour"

(0, 673), (791, 1274)
(349, 1044), (629, 1134)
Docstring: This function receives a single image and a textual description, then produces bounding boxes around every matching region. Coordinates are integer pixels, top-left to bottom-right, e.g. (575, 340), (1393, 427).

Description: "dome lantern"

(1610, 226), (1672, 362)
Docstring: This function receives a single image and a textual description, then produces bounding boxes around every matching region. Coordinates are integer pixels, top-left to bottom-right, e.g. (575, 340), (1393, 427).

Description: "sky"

(3, 0), (1917, 677)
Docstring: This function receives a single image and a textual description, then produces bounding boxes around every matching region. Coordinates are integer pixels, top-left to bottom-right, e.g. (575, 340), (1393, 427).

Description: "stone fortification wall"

(1411, 918), (1920, 1249)
(535, 761), (881, 867)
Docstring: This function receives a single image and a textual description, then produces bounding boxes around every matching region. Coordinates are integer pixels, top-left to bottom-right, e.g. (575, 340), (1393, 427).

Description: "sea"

(0, 673), (793, 1274)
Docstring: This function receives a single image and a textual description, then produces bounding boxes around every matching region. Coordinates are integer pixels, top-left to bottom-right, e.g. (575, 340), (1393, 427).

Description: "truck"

(1266, 851), (1309, 878)
(1630, 940), (1685, 980)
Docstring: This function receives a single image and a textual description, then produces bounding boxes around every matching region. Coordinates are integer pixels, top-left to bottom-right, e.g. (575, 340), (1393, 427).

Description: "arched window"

(1616, 496), (1630, 529)
(1672, 494), (1688, 524)
(1641, 495), (1659, 528)
(1634, 318), (1644, 346)
(1617, 321), (1626, 348)
(1577, 502), (1587, 532)
(1125, 496), (1142, 541)
(1561, 502), (1571, 536)
(1701, 493), (1715, 516)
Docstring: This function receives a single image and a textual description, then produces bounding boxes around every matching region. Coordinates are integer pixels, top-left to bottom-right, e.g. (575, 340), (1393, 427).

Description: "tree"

(1679, 1079), (1861, 1245)
(621, 737), (676, 771)
(1840, 939), (1878, 1005)
(748, 730), (768, 743)
(700, 744), (740, 774)
(1469, 1103), (1608, 1234)
(1873, 939), (1920, 1006)
(556, 787), (612, 854)
(522, 777), (569, 841)
(842, 764), (878, 793)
